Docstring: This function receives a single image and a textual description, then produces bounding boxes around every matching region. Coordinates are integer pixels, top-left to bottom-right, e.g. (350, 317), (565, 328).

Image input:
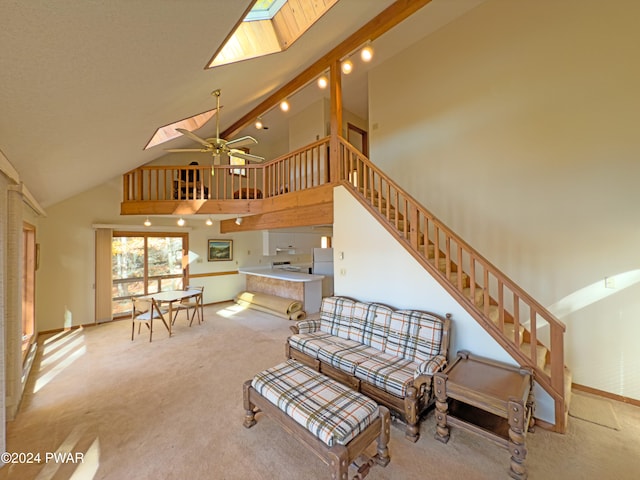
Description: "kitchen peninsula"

(238, 267), (325, 314)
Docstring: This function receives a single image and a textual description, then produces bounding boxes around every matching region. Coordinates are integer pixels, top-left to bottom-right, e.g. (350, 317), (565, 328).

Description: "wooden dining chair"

(172, 286), (204, 327)
(131, 297), (169, 342)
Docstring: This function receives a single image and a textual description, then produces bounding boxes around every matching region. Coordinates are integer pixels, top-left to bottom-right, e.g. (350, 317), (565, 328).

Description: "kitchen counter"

(239, 267), (324, 313)
(239, 267), (324, 282)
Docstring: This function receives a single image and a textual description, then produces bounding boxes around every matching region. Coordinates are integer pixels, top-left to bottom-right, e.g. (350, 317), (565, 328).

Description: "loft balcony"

(120, 137), (335, 230)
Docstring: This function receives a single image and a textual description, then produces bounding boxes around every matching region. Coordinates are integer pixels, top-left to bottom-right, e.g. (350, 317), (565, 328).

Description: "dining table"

(140, 289), (202, 336)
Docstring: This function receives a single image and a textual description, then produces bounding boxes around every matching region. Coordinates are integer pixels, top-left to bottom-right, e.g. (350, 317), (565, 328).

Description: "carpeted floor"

(2, 302), (639, 479)
(569, 391), (621, 431)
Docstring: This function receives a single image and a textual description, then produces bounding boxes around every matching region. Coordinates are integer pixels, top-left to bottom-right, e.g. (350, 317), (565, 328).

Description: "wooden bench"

(243, 360), (391, 479)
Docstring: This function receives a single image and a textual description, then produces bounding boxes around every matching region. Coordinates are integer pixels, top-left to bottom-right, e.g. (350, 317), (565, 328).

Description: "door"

(347, 123), (368, 157)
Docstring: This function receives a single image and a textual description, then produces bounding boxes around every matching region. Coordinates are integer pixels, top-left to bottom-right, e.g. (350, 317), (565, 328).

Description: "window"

(206, 0), (339, 68)
(144, 108), (218, 150)
(112, 232), (188, 317)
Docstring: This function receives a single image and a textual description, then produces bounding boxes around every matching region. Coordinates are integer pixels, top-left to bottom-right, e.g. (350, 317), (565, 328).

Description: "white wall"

(289, 99), (326, 151)
(367, 0), (640, 398)
(333, 186), (555, 423)
(36, 177), (264, 332)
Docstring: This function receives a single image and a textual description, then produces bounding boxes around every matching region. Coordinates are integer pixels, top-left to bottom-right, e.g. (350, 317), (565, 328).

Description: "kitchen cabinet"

(262, 231), (323, 256)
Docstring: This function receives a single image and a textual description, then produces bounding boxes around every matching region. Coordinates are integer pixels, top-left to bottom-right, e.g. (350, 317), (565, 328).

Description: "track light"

(317, 75), (328, 89)
(144, 217), (151, 227)
(235, 217), (243, 225)
(255, 117), (263, 129)
(341, 59), (353, 75)
(360, 44), (374, 62)
(177, 218), (185, 227)
(206, 217), (213, 226)
(280, 99), (290, 112)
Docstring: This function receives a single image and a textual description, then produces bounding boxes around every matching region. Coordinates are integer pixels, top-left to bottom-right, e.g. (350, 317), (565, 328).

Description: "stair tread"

(520, 342), (548, 370)
(488, 306), (524, 344)
(463, 287), (485, 306)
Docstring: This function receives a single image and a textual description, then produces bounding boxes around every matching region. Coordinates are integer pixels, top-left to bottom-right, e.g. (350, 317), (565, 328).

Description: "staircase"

(337, 137), (569, 432)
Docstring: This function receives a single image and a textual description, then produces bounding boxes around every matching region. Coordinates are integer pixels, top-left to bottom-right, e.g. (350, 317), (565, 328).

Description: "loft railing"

(122, 137), (331, 202)
(337, 136), (567, 430)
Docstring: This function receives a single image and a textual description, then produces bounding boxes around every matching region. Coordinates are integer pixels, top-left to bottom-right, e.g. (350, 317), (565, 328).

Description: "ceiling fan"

(166, 89), (265, 172)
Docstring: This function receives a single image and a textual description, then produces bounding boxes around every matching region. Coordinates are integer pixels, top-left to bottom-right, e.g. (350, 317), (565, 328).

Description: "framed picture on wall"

(208, 239), (233, 261)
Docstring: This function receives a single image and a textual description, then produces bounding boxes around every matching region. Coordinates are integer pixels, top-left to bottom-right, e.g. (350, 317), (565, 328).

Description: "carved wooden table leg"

(327, 445), (349, 480)
(433, 373), (450, 443)
(403, 386), (420, 442)
(507, 399), (528, 480)
(242, 379), (257, 428)
(526, 381), (536, 433)
(375, 406), (391, 466)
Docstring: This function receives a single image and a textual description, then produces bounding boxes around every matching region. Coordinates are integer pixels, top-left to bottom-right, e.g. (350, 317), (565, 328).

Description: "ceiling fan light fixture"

(341, 59), (353, 75)
(317, 75), (328, 89)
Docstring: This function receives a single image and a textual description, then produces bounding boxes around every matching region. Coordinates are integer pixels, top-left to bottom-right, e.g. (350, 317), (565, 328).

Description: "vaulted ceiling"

(0, 0), (482, 208)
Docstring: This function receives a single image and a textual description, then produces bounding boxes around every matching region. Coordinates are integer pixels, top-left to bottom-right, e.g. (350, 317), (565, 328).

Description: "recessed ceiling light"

(317, 75), (328, 89)
(341, 59), (353, 75)
(361, 45), (374, 62)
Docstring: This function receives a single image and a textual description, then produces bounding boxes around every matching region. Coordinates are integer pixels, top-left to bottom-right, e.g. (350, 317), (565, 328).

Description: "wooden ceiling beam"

(221, 0), (433, 139)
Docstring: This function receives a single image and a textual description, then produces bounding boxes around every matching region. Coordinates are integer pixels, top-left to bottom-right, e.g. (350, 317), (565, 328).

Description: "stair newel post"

(549, 322), (566, 430)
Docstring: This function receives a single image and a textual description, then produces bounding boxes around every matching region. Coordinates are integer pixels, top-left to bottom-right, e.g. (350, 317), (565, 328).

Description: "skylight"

(144, 108), (217, 150)
(206, 0), (339, 69)
(244, 0), (287, 21)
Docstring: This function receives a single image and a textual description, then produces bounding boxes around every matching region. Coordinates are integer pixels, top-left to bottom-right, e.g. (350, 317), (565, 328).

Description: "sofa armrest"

(294, 318), (322, 334)
(414, 354), (447, 380)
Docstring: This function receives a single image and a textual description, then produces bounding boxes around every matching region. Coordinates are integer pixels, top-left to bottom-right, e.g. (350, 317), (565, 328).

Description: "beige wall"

(36, 177), (263, 333)
(367, 0), (640, 398)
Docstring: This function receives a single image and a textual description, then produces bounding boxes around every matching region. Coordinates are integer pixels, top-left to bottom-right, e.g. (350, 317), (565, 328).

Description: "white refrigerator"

(312, 248), (334, 297)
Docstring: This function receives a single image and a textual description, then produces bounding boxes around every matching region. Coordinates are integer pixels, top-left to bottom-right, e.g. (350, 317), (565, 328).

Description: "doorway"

(347, 123), (368, 157)
(22, 223), (36, 361)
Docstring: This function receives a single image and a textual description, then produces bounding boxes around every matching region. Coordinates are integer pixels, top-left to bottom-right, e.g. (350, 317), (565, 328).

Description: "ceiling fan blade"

(229, 150), (265, 163)
(165, 148), (209, 153)
(225, 136), (258, 149)
(176, 128), (213, 148)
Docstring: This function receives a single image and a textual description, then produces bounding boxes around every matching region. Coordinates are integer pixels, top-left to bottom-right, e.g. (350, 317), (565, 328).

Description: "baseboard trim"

(572, 383), (640, 407)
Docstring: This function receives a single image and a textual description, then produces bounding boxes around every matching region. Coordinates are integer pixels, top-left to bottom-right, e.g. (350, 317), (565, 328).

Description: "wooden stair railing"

(338, 137), (568, 432)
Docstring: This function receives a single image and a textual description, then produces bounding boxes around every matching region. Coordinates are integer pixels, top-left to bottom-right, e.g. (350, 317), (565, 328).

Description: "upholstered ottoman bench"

(243, 360), (391, 479)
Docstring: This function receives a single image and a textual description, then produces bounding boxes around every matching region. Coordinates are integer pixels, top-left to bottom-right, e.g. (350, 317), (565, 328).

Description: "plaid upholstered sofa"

(286, 296), (451, 442)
